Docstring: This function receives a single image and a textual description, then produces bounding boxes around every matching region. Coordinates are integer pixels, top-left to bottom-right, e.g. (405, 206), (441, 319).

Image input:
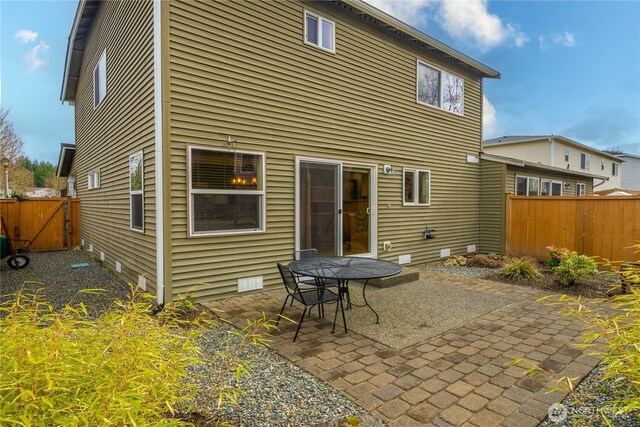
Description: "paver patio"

(203, 270), (602, 426)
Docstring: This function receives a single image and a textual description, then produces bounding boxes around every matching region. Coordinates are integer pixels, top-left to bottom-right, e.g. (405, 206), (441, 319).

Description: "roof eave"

(480, 153), (608, 180)
(61, 0), (87, 103)
(339, 0), (500, 79)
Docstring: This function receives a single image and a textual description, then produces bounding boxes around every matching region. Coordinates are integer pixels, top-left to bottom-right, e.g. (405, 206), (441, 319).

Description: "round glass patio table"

(288, 256), (402, 323)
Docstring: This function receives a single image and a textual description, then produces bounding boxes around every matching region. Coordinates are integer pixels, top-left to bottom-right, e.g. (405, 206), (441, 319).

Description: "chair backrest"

(292, 248), (319, 261)
(277, 263), (300, 296)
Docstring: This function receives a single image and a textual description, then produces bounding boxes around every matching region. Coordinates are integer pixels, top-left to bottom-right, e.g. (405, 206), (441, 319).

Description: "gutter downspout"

(153, 0), (164, 305)
(593, 177), (609, 188)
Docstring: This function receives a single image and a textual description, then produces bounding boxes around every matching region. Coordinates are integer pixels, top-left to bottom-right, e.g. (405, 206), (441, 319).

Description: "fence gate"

(505, 195), (640, 264)
(0, 198), (80, 252)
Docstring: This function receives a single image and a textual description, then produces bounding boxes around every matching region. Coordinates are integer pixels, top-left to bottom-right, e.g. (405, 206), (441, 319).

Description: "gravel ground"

(0, 250), (130, 316)
(186, 323), (367, 426)
(539, 364), (639, 427)
(1, 250), (368, 426)
(417, 262), (496, 279)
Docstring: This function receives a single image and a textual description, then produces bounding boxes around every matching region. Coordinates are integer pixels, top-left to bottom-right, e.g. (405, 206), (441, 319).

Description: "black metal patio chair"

(276, 263), (347, 342)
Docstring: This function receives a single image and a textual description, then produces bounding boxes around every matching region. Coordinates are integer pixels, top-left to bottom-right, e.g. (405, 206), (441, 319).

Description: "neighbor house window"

(541, 180), (562, 196)
(576, 183), (586, 196)
(88, 170), (100, 190)
(93, 50), (107, 108)
(417, 61), (464, 115)
(516, 176), (540, 196)
(188, 146), (265, 236)
(304, 11), (334, 52)
(403, 169), (430, 206)
(580, 153), (590, 170)
(564, 148), (570, 162)
(129, 151), (144, 232)
(601, 160), (605, 171)
(612, 163), (619, 176)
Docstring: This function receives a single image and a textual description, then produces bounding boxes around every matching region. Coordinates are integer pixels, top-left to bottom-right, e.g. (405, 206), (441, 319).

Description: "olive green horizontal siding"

(71, 0), (157, 292)
(168, 0), (485, 301)
(479, 160), (505, 254)
(505, 166), (594, 196)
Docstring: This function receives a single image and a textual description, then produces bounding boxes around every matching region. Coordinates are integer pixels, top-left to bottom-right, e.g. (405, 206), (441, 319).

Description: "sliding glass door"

(297, 159), (376, 257)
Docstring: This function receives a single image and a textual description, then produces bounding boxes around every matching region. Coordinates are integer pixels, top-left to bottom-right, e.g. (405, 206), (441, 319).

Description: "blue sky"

(1, 0), (639, 165)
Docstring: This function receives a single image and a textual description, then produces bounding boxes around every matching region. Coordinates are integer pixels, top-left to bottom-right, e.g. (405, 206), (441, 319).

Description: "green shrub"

(501, 258), (543, 281)
(0, 288), (275, 426)
(546, 245), (571, 268)
(552, 253), (598, 285)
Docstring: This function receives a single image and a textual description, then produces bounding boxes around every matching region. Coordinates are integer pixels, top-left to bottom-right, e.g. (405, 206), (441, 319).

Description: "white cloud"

(539, 31), (576, 50)
(364, 0), (436, 26)
(483, 95), (499, 138)
(26, 40), (49, 72)
(437, 0), (528, 51)
(364, 0), (527, 51)
(14, 29), (38, 44)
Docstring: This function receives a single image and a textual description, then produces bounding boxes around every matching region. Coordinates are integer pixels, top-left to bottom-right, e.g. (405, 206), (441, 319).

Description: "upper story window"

(601, 159), (605, 171)
(403, 168), (431, 206)
(304, 11), (335, 53)
(93, 50), (107, 108)
(417, 61), (464, 115)
(580, 153), (590, 170)
(612, 163), (619, 176)
(188, 146), (266, 236)
(516, 176), (539, 196)
(564, 148), (570, 162)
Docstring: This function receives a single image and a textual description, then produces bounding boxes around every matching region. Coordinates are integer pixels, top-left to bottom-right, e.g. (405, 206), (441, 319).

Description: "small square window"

(612, 163), (619, 176)
(93, 50), (107, 108)
(304, 11), (335, 52)
(515, 176), (539, 196)
(577, 183), (586, 196)
(403, 169), (430, 206)
(88, 170), (100, 190)
(601, 160), (605, 171)
(564, 148), (570, 162)
(417, 61), (464, 115)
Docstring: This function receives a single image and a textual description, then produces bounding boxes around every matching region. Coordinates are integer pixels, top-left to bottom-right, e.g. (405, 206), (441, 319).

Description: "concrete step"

(367, 267), (420, 288)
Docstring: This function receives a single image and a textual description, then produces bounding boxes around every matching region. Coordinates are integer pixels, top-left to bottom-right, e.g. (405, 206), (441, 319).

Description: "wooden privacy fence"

(506, 195), (640, 264)
(0, 198), (80, 252)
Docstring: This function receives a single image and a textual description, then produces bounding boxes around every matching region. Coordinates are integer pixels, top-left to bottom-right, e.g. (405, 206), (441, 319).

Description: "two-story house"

(483, 135), (622, 192)
(58, 0), (499, 304)
(615, 153), (640, 191)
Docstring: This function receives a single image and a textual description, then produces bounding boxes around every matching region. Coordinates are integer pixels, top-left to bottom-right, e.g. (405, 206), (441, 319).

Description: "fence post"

(505, 193), (511, 256)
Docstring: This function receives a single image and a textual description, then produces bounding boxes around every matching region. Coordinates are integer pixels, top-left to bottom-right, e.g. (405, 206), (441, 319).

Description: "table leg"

(362, 279), (379, 324)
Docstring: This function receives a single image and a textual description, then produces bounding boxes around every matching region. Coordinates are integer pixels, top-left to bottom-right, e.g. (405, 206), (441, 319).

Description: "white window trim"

(580, 153), (590, 170)
(416, 59), (464, 116)
(187, 145), (266, 237)
(402, 168), (431, 206)
(130, 151), (144, 233)
(564, 148), (570, 162)
(303, 10), (335, 54)
(576, 183), (586, 196)
(93, 49), (107, 110)
(612, 163), (619, 176)
(601, 159), (606, 171)
(541, 179), (563, 196)
(515, 175), (540, 196)
(88, 169), (100, 190)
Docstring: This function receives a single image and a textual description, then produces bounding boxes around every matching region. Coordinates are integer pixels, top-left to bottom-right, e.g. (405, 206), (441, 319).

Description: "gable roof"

(483, 135), (623, 162)
(61, 0), (499, 102)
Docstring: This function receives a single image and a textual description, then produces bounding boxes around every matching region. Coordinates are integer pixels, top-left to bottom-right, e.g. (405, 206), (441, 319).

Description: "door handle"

(366, 207), (371, 215)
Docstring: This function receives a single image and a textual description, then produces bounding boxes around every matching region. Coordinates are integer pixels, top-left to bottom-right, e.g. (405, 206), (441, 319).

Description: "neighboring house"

(483, 135), (622, 191)
(595, 188), (640, 196)
(58, 0), (499, 304)
(615, 153), (640, 190)
(479, 153), (605, 254)
(25, 188), (58, 198)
